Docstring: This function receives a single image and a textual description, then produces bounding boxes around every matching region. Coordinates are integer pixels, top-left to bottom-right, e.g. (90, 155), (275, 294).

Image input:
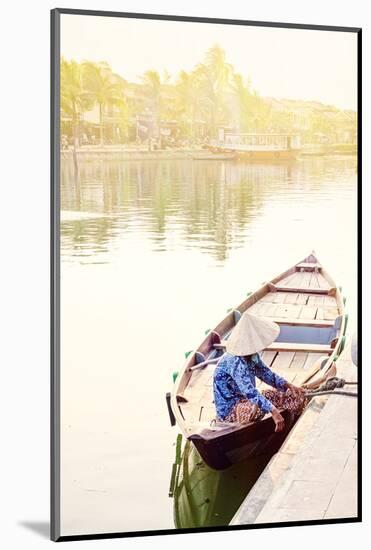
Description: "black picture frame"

(51, 7), (362, 542)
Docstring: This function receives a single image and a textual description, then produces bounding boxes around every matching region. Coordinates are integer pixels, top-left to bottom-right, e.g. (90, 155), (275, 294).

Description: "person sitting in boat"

(213, 312), (306, 432)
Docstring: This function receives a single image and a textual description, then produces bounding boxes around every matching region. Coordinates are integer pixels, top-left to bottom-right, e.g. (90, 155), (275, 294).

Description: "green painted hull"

(170, 438), (270, 529)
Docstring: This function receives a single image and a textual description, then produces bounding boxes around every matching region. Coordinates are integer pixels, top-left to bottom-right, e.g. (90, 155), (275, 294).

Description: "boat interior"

(173, 255), (345, 434)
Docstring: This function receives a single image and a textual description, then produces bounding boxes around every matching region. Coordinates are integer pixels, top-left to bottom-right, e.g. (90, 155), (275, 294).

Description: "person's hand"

(286, 382), (306, 400)
(271, 406), (285, 432)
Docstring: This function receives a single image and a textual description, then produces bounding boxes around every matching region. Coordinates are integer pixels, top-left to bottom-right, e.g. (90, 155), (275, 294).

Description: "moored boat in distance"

(191, 152), (237, 161)
(169, 252), (347, 470)
(209, 132), (301, 161)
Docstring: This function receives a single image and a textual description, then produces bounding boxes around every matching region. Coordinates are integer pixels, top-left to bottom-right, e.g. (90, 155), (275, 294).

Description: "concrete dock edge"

(230, 345), (358, 525)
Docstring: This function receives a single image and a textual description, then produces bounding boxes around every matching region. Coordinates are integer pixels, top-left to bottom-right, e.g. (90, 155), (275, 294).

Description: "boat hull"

(192, 154), (236, 160)
(239, 149), (299, 160)
(208, 145), (299, 161)
(189, 410), (296, 470)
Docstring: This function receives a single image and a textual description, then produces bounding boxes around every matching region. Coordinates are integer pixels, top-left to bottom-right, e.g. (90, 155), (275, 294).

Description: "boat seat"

(265, 342), (332, 353)
(270, 317), (333, 328)
(295, 262), (322, 271)
(269, 283), (335, 295)
(214, 341), (332, 354)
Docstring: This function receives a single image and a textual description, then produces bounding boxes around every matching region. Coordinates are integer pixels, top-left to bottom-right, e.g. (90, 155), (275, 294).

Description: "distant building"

(262, 97), (357, 144)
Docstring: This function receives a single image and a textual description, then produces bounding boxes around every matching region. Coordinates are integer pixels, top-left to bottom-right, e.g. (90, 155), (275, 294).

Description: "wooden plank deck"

(272, 292), (288, 304)
(317, 273), (331, 289)
(300, 271), (312, 288)
(258, 303), (279, 317)
(308, 295), (325, 306)
(316, 306), (339, 320)
(279, 272), (298, 287)
(289, 352), (308, 370)
(271, 351), (295, 371)
(284, 293), (299, 304)
(324, 295), (338, 307)
(260, 350), (278, 367)
(272, 267), (334, 294)
(299, 305), (318, 320)
(296, 293), (310, 305)
(274, 304), (302, 318)
(309, 272), (320, 288)
(303, 352), (324, 370)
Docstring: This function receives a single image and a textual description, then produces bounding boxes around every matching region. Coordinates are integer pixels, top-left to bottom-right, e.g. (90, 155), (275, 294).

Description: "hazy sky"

(61, 14), (357, 110)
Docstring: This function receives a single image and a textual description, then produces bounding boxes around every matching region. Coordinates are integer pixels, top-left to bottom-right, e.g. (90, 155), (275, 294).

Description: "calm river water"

(60, 156), (357, 536)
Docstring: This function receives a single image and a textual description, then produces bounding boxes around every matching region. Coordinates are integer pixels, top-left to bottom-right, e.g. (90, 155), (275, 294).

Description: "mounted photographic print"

(51, 8), (361, 541)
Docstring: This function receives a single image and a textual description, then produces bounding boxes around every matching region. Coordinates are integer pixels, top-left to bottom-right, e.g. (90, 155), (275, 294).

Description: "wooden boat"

(169, 252), (347, 470)
(209, 133), (301, 161)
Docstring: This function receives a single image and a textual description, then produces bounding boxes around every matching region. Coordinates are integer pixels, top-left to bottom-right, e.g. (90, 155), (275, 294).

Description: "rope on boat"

(306, 390), (357, 398)
(305, 376), (358, 399)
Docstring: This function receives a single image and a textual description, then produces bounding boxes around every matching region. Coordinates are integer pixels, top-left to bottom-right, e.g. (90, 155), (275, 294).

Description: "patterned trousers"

(224, 388), (307, 424)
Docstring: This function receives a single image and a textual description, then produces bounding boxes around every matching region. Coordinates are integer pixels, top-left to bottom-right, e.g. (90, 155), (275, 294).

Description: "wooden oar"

(301, 362), (337, 390)
(296, 357), (334, 387)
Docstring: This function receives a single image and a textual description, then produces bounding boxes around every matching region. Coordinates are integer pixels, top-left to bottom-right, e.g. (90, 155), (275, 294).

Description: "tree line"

(61, 45), (272, 146)
(61, 44), (355, 148)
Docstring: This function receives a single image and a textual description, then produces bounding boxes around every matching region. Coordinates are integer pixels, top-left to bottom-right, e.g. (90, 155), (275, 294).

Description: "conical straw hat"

(225, 311), (280, 356)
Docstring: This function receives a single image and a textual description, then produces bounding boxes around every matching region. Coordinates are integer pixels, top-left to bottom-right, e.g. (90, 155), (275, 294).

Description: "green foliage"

(82, 61), (127, 144)
(60, 46), (356, 146)
(61, 58), (94, 145)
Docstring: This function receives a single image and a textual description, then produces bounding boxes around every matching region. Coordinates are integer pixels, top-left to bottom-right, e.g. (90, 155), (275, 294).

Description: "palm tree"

(116, 99), (131, 143)
(141, 70), (162, 142)
(175, 70), (203, 140)
(60, 58), (92, 168)
(204, 44), (234, 95)
(82, 61), (125, 145)
(252, 93), (272, 132)
(195, 45), (234, 137)
(230, 74), (253, 132)
(61, 59), (88, 144)
(141, 70), (161, 107)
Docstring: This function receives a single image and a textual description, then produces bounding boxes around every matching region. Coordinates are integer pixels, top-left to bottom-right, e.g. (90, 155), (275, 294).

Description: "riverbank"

(61, 144), (357, 161)
(230, 345), (358, 525)
(61, 146), (205, 161)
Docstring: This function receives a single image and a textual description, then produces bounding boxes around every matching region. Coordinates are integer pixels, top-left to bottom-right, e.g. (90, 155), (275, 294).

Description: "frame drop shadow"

(19, 521), (49, 539)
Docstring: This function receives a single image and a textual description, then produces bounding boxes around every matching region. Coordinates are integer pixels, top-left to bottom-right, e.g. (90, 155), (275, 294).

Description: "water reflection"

(169, 435), (270, 528)
(61, 157), (356, 263)
(60, 156), (357, 535)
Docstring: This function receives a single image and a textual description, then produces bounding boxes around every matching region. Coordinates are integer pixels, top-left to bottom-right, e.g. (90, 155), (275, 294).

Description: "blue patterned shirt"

(213, 353), (287, 420)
